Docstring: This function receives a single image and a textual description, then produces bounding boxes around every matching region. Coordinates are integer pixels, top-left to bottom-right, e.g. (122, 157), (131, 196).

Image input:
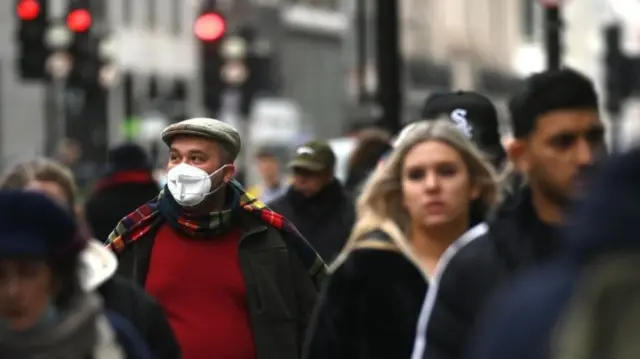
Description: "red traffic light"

(194, 13), (226, 42)
(67, 9), (92, 33)
(17, 0), (41, 21)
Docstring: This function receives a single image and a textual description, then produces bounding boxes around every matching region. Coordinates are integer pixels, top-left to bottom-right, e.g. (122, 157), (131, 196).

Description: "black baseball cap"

(421, 91), (505, 165)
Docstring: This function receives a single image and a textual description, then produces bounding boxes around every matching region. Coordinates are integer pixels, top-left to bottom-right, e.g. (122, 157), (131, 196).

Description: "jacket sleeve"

(143, 295), (181, 359)
(287, 243), (320, 355)
(302, 256), (361, 359)
(100, 276), (181, 359)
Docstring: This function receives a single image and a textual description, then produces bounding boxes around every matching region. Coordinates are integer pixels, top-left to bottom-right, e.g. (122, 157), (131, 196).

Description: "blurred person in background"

(85, 143), (160, 242)
(303, 120), (498, 359)
(411, 68), (606, 359)
(468, 148), (640, 359)
(0, 191), (153, 358)
(54, 138), (93, 191)
(0, 157), (180, 359)
(270, 141), (355, 262)
(420, 91), (506, 170)
(344, 128), (392, 201)
(106, 118), (323, 359)
(248, 146), (288, 204)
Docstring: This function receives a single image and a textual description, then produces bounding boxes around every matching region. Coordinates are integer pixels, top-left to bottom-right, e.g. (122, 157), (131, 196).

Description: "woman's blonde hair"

(0, 157), (77, 206)
(331, 119), (499, 274)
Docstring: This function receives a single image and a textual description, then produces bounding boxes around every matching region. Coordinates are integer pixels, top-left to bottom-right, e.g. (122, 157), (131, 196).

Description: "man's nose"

(575, 139), (596, 166)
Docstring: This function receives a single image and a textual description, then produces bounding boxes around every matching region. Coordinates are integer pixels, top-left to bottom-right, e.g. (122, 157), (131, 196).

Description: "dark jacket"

(115, 210), (318, 359)
(269, 180), (355, 263)
(305, 224), (489, 359)
(413, 189), (561, 359)
(468, 149), (640, 359)
(85, 171), (160, 242)
(303, 232), (427, 359)
(99, 275), (180, 359)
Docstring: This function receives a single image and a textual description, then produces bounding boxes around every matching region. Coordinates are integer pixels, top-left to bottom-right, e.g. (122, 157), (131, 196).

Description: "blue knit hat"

(0, 190), (78, 257)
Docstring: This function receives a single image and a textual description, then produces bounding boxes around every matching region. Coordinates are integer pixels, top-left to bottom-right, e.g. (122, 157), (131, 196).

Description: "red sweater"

(145, 224), (256, 359)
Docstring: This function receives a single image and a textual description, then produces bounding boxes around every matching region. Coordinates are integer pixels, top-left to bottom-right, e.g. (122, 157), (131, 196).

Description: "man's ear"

(507, 139), (530, 173)
(223, 164), (236, 183)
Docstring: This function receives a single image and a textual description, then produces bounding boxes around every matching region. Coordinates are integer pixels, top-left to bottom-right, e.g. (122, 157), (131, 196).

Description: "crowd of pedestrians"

(0, 66), (637, 359)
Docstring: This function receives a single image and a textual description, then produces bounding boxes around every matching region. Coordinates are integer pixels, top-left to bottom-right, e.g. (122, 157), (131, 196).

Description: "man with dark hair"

(409, 69), (607, 359)
(469, 148), (640, 359)
(269, 141), (355, 262)
(105, 117), (324, 359)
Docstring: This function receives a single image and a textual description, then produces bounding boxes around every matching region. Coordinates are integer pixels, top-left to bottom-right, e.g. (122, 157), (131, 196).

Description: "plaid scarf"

(156, 184), (237, 238)
(105, 180), (326, 286)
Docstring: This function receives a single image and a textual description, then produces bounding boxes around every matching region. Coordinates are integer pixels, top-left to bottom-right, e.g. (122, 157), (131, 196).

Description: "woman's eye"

(436, 165), (458, 177)
(407, 169), (425, 181)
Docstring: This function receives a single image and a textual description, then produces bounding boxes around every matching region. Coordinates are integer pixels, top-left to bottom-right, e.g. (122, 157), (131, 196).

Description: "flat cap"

(161, 117), (242, 160)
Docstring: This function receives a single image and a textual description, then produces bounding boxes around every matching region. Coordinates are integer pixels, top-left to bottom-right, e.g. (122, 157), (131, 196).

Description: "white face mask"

(166, 163), (228, 207)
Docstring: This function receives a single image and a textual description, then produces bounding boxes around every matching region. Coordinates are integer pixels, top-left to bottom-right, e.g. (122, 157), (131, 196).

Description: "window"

(148, 0), (157, 28)
(123, 0), (132, 25)
(291, 0), (340, 11)
(521, 0), (542, 42)
(171, 0), (182, 35)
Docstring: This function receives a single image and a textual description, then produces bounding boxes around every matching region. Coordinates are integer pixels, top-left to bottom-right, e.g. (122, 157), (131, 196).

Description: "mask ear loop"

(202, 164), (229, 198)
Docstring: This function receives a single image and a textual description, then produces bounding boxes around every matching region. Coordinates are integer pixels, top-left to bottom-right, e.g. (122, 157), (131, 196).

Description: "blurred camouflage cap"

(161, 117), (242, 160)
(288, 141), (336, 172)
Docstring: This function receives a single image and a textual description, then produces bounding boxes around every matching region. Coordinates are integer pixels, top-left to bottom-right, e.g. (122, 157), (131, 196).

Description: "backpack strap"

(353, 230), (399, 252)
(105, 310), (155, 359)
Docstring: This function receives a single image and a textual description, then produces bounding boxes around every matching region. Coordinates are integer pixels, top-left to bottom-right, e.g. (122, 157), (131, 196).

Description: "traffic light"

(65, 1), (103, 88)
(16, 0), (49, 80)
(196, 0), (227, 116)
(66, 8), (92, 33)
(194, 12), (226, 42)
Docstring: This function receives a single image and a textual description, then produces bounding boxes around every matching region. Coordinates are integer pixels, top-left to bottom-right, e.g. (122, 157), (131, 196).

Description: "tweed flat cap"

(161, 117), (242, 160)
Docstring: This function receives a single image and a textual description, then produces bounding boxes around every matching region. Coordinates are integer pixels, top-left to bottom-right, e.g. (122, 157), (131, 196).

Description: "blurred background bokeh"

(1, 0), (640, 193)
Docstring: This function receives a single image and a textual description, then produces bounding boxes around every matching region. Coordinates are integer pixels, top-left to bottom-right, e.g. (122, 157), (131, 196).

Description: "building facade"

(399, 0), (604, 137)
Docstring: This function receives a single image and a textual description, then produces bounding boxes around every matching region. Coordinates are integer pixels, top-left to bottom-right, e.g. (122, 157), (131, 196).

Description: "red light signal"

(17, 0), (41, 21)
(194, 13), (226, 42)
(67, 9), (92, 33)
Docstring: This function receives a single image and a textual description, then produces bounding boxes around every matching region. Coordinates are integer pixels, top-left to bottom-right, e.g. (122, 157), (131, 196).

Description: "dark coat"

(85, 172), (160, 242)
(98, 275), (180, 359)
(468, 149), (640, 359)
(269, 180), (355, 263)
(303, 232), (427, 359)
(114, 210), (319, 359)
(414, 189), (561, 359)
(305, 224), (489, 359)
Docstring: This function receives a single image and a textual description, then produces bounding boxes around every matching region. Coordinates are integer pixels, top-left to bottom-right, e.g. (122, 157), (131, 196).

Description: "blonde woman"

(303, 120), (499, 359)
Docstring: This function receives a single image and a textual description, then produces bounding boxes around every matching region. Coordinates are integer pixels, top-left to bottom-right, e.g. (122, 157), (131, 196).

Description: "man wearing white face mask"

(104, 117), (325, 359)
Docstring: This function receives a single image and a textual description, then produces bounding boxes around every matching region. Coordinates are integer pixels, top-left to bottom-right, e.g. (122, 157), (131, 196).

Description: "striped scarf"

(105, 180), (326, 286)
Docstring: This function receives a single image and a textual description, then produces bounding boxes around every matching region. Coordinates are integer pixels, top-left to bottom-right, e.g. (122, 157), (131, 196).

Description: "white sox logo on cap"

(450, 109), (473, 139)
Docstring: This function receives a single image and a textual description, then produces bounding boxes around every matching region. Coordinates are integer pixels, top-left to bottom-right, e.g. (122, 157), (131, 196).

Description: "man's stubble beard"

(530, 165), (573, 208)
